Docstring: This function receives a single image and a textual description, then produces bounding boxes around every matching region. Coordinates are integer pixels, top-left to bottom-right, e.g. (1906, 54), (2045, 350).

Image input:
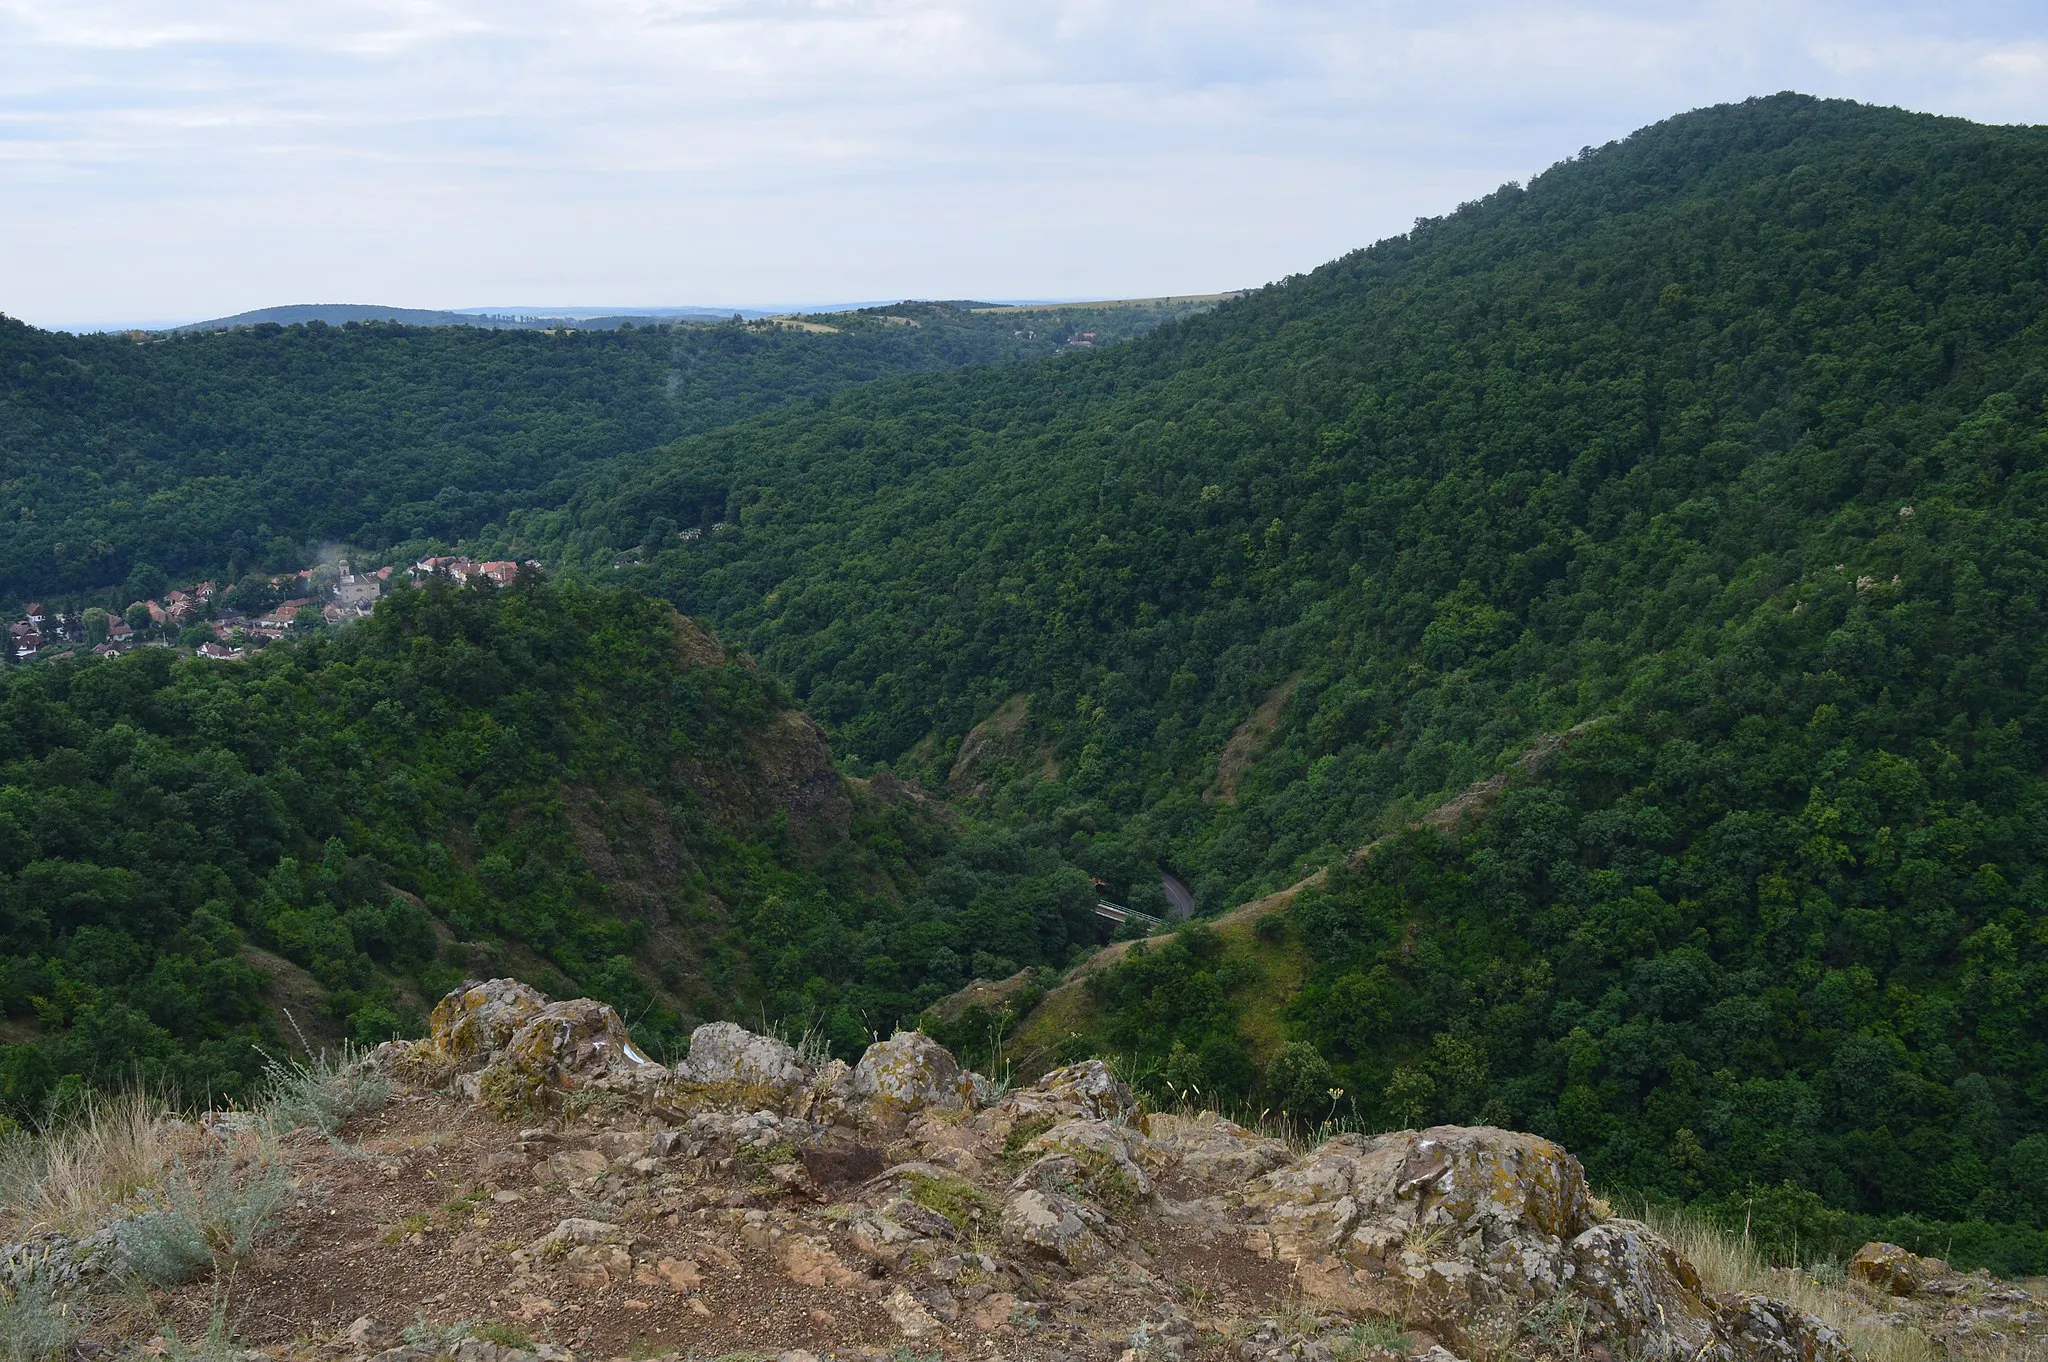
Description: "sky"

(3, 1), (2046, 331)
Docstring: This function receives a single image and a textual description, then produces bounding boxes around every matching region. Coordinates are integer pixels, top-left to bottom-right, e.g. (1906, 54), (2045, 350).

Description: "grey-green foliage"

(111, 1205), (211, 1288)
(259, 1047), (390, 1136)
(0, 1265), (84, 1362)
(114, 1149), (293, 1287)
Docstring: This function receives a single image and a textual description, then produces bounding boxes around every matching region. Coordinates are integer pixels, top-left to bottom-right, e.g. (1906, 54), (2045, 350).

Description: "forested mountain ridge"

(0, 578), (1099, 1117)
(534, 92), (2048, 913)
(0, 299), (1207, 602)
(496, 94), (2048, 1257)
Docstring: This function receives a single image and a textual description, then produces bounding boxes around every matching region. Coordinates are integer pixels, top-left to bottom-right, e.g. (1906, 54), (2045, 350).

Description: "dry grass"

(1, 1050), (385, 1244)
(1634, 1202), (1944, 1362)
(0, 1089), (187, 1237)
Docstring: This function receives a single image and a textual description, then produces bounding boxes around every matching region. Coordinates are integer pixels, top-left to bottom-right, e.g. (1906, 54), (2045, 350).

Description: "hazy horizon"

(5, 1), (2046, 333)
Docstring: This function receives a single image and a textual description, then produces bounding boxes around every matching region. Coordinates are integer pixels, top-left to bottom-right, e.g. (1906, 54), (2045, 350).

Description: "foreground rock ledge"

(347, 979), (1850, 1361)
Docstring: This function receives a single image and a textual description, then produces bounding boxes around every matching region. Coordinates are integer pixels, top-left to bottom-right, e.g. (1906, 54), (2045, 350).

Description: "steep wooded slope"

(0, 581), (1097, 1113)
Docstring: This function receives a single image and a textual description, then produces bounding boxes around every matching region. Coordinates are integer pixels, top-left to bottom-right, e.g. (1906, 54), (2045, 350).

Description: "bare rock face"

(1139, 1109), (1292, 1191)
(681, 1021), (811, 1093)
(1245, 1125), (1845, 1362)
(850, 1030), (976, 1125)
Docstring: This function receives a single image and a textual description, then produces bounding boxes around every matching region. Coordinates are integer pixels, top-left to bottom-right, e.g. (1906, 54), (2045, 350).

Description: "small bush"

(0, 1265), (84, 1362)
(1267, 1041), (1337, 1116)
(115, 1144), (294, 1286)
(260, 1046), (391, 1136)
(113, 1206), (212, 1287)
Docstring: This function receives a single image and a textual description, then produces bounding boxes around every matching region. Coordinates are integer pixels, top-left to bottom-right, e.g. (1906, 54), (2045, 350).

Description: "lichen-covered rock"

(682, 1021), (811, 1093)
(1007, 1060), (1135, 1123)
(476, 999), (653, 1108)
(1244, 1125), (1843, 1362)
(851, 1030), (976, 1123)
(1572, 1219), (1719, 1354)
(1717, 1294), (1853, 1362)
(1850, 1241), (1942, 1296)
(1140, 1110), (1292, 1191)
(1001, 1187), (1109, 1271)
(3, 1226), (123, 1295)
(423, 978), (549, 1067)
(1018, 1118), (1154, 1200)
(881, 1285), (941, 1341)
(1126, 1304), (1196, 1360)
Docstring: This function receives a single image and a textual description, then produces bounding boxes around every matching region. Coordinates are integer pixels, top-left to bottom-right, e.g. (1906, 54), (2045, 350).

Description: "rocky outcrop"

(1242, 1125), (1848, 1362)
(1140, 1109), (1293, 1191)
(678, 1021), (811, 1093)
(339, 985), (1857, 1362)
(1850, 1241), (2048, 1353)
(849, 1029), (976, 1126)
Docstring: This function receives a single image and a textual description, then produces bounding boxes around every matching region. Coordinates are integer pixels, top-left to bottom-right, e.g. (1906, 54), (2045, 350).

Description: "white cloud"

(1, 0), (2044, 328)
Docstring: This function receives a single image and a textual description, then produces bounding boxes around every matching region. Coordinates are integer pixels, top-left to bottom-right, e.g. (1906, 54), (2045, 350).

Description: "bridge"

(1094, 900), (1163, 930)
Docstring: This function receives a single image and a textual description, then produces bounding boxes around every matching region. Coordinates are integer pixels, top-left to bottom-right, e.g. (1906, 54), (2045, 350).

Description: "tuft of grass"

(469, 1320), (531, 1349)
(1332, 1317), (1413, 1357)
(158, 1293), (242, 1362)
(0, 1089), (182, 1237)
(1632, 1201), (1941, 1362)
(382, 1212), (431, 1245)
(998, 1115), (1058, 1171)
(904, 1171), (998, 1235)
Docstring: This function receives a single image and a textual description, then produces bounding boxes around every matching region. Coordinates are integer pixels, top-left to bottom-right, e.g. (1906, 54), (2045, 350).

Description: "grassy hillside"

(0, 300), (1209, 603)
(0, 578), (1097, 1119)
(518, 95), (2048, 1255)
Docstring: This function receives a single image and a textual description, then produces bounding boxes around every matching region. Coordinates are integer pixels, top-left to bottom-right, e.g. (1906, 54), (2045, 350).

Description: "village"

(4, 554), (534, 665)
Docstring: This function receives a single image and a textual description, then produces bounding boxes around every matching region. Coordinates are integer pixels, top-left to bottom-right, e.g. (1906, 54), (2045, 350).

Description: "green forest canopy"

(0, 579), (1099, 1119)
(0, 299), (1207, 602)
(487, 95), (2048, 1260)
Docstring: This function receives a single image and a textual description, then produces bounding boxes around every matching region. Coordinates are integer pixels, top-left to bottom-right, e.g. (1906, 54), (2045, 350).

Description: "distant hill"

(0, 297), (1220, 599)
(172, 302), (759, 332)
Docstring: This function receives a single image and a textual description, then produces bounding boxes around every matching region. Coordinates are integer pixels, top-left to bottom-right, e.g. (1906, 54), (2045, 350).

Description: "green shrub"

(259, 1046), (390, 1136)
(1267, 1042), (1337, 1116)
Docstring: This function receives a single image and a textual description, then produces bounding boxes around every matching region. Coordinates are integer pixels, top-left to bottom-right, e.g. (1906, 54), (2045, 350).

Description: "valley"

(3, 91), (2048, 1287)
